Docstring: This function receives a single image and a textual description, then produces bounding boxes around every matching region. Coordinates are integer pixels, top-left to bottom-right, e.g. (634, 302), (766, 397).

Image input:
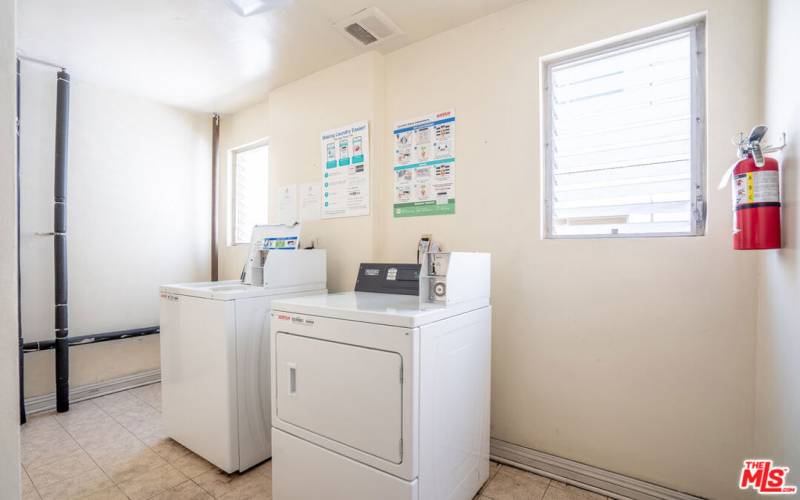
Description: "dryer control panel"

(355, 263), (420, 295)
(419, 252), (491, 305)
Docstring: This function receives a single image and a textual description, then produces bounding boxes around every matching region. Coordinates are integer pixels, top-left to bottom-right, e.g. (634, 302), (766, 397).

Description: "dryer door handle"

(287, 363), (297, 396)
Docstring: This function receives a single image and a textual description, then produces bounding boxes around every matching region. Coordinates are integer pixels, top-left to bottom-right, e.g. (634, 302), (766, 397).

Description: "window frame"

(228, 138), (270, 246)
(541, 18), (707, 240)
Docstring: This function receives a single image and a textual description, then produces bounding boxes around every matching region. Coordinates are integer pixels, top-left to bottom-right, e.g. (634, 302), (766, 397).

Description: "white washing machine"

(270, 256), (491, 500)
(159, 248), (326, 473)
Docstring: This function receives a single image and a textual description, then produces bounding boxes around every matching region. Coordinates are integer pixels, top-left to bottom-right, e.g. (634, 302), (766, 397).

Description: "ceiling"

(17, 0), (523, 114)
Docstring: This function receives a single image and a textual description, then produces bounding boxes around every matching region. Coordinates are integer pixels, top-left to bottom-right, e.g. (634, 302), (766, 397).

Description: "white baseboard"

(490, 438), (704, 500)
(24, 369), (161, 416)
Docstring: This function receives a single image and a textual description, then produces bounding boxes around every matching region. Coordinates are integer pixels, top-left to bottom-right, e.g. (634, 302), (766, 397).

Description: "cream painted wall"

(0, 0), (22, 495)
(379, 2), (763, 498)
(217, 98), (269, 280)
(218, 1), (764, 497)
(755, 0), (800, 478)
(19, 70), (211, 397)
(267, 52), (385, 292)
(218, 52), (385, 292)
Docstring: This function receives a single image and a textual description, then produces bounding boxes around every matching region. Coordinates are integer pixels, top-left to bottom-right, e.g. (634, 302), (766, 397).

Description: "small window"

(230, 141), (269, 245)
(542, 20), (706, 238)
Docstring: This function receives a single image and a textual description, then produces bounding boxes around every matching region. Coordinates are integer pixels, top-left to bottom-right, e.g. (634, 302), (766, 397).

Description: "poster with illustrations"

(392, 109), (455, 217)
(320, 121), (369, 218)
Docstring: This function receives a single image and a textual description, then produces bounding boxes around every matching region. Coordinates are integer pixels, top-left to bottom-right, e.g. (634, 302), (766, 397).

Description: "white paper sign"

(300, 182), (321, 222)
(277, 184), (298, 224)
(320, 121), (370, 218)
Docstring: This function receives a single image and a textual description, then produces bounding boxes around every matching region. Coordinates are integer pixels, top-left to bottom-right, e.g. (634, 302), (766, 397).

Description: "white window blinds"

(544, 23), (705, 238)
(232, 143), (269, 245)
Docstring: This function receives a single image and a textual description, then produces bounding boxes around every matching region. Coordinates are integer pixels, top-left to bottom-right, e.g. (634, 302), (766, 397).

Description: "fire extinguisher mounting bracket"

(720, 128), (787, 190)
(734, 126), (786, 166)
(762, 131), (787, 155)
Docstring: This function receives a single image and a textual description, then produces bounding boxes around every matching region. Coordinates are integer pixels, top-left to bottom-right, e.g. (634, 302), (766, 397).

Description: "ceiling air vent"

(335, 7), (402, 47)
(345, 23), (378, 45)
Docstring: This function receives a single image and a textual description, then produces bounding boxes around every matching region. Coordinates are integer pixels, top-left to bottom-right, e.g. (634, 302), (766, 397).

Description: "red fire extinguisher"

(721, 126), (786, 250)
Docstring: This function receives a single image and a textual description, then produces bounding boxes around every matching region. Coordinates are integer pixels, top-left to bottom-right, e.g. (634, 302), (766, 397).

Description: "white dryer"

(270, 257), (491, 500)
(159, 248), (326, 473)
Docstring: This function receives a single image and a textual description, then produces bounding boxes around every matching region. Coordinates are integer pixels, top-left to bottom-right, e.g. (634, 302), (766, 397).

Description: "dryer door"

(275, 332), (403, 464)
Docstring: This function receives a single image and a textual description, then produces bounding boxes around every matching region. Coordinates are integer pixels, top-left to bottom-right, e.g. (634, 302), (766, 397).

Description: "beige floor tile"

(129, 383), (162, 410)
(221, 476), (272, 500)
(490, 461), (502, 479)
(21, 431), (74, 457)
(21, 413), (61, 434)
(79, 486), (129, 500)
(83, 438), (150, 467)
(116, 463), (188, 500)
(482, 465), (551, 500)
(253, 459), (272, 478)
(477, 461), (502, 496)
(26, 449), (99, 489)
(21, 468), (41, 500)
(110, 396), (159, 416)
(142, 433), (191, 462)
(219, 470), (272, 500)
(21, 432), (84, 470)
(172, 452), (216, 479)
(115, 407), (165, 439)
(99, 447), (168, 484)
(542, 481), (607, 500)
(78, 426), (148, 463)
(61, 417), (122, 443)
(194, 468), (239, 497)
(25, 386), (563, 500)
(66, 413), (126, 435)
(55, 401), (117, 436)
(151, 480), (213, 500)
(68, 418), (138, 449)
(21, 415), (75, 457)
(251, 460), (272, 479)
(97, 443), (159, 468)
(93, 391), (147, 417)
(35, 468), (114, 500)
(54, 400), (107, 423)
(195, 467), (270, 498)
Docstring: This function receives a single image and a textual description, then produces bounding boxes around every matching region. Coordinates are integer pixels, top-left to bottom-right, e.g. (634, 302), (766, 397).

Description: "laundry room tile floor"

(21, 383), (612, 500)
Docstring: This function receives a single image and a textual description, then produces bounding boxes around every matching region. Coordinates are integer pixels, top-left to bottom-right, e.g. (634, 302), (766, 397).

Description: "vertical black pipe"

(211, 114), (219, 281)
(16, 59), (26, 424)
(54, 71), (70, 413)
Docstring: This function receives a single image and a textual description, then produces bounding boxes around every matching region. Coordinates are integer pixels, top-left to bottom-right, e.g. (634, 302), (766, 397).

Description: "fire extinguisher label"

(734, 170), (780, 208)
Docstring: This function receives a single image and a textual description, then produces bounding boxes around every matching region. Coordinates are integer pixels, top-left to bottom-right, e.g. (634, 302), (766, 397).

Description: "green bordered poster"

(393, 110), (455, 217)
(320, 121), (369, 219)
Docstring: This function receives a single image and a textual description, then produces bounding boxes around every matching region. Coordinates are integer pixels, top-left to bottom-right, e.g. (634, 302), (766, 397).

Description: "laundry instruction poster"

(393, 110), (455, 217)
(320, 121), (370, 218)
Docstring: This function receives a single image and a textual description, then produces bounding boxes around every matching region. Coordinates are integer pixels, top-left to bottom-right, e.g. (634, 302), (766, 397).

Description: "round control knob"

(433, 282), (446, 297)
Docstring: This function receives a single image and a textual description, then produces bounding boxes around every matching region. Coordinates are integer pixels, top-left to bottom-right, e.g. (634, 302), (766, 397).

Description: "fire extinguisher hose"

(718, 162), (739, 190)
